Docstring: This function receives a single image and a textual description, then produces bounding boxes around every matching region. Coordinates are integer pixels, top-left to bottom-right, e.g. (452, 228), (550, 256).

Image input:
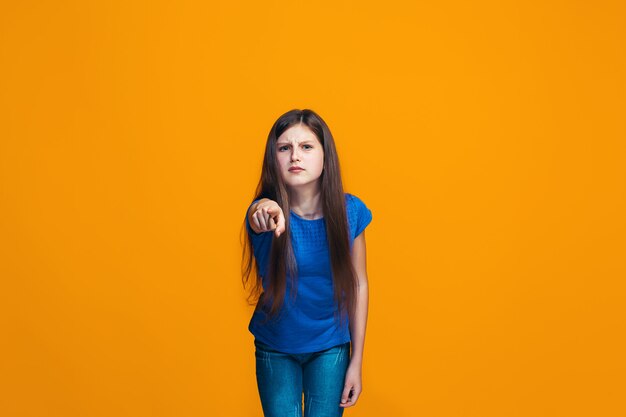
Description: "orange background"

(1, 1), (625, 416)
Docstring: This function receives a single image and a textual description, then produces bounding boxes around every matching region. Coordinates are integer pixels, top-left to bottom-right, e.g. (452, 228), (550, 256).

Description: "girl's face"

(275, 124), (324, 191)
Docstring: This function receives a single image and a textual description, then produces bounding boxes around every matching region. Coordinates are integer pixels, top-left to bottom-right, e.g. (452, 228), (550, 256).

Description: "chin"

(287, 180), (312, 188)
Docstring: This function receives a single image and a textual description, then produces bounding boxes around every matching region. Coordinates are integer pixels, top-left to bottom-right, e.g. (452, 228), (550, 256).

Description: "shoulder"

(344, 192), (368, 211)
(344, 192), (372, 226)
(344, 192), (357, 205)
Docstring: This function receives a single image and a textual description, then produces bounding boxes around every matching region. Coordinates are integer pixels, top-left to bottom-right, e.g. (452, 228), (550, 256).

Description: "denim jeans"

(254, 339), (351, 417)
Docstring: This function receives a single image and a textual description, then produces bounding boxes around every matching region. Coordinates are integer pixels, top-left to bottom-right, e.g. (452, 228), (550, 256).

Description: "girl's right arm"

(248, 198), (286, 237)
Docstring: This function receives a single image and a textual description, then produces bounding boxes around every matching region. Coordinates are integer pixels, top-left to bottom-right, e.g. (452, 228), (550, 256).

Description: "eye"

(278, 145), (289, 151)
(303, 144), (313, 149)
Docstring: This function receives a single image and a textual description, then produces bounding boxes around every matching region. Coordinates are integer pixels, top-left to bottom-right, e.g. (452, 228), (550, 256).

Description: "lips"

(288, 167), (304, 172)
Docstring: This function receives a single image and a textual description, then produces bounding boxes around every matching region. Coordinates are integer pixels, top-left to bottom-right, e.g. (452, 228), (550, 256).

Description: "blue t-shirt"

(244, 193), (373, 353)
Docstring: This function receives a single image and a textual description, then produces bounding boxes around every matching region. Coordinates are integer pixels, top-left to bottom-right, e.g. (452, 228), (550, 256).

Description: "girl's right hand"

(249, 199), (286, 238)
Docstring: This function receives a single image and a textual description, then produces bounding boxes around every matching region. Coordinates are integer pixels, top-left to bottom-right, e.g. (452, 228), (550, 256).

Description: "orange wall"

(1, 1), (625, 416)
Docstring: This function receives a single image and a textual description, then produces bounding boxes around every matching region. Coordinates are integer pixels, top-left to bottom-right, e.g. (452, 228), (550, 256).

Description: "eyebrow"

(276, 141), (315, 146)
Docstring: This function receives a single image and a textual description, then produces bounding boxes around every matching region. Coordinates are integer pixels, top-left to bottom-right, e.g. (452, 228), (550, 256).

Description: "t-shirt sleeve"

(352, 194), (373, 239)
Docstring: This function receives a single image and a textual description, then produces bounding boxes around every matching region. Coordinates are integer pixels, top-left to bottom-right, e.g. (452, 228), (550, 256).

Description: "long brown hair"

(241, 108), (358, 330)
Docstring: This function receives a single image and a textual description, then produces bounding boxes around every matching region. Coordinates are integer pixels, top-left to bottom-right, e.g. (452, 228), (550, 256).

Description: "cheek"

(315, 153), (325, 170)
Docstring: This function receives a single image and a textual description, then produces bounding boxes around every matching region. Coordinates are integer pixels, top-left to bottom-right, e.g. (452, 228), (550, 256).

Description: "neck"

(288, 185), (323, 218)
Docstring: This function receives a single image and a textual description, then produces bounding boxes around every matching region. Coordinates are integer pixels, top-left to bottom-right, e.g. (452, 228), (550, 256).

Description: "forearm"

(348, 281), (369, 365)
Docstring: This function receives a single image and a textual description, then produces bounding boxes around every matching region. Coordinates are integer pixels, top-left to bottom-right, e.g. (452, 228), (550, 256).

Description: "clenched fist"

(248, 198), (286, 238)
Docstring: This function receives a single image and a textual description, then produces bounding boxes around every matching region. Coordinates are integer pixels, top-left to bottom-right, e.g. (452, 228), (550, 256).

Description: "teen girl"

(242, 109), (373, 417)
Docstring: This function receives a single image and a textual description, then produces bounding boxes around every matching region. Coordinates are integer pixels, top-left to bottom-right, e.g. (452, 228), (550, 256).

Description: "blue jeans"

(254, 339), (351, 417)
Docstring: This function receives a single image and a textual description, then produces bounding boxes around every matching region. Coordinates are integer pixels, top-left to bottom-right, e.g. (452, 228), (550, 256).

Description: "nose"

(290, 147), (301, 162)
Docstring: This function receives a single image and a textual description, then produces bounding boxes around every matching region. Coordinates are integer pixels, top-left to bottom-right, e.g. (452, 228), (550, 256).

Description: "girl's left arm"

(349, 230), (369, 365)
(340, 230), (369, 407)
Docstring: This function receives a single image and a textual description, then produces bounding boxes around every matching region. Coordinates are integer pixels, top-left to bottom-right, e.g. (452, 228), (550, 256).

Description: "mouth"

(288, 167), (304, 172)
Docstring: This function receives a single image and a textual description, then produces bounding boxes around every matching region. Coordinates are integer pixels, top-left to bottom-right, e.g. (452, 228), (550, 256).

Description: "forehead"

(276, 124), (319, 144)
